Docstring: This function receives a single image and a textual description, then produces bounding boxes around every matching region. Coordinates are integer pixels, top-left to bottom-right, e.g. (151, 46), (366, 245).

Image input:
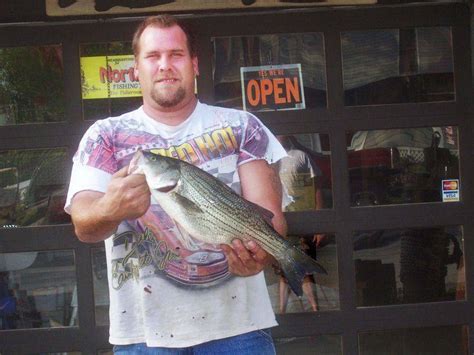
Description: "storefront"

(0, 1), (472, 354)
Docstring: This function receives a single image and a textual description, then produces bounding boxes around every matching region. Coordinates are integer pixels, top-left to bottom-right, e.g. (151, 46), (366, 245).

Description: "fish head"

(129, 150), (181, 193)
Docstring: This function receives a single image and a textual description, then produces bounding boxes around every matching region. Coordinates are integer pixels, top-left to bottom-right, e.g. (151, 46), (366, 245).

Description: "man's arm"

(220, 159), (288, 276)
(70, 166), (151, 243)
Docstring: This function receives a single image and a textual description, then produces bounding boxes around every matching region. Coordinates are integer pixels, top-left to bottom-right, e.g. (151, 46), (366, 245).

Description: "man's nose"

(158, 55), (171, 71)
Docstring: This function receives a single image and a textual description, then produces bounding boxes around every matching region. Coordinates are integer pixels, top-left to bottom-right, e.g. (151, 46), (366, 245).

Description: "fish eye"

(150, 156), (156, 161)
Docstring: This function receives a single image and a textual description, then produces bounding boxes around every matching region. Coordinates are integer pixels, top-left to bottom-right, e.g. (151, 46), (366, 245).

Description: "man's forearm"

(70, 192), (121, 243)
(69, 167), (151, 243)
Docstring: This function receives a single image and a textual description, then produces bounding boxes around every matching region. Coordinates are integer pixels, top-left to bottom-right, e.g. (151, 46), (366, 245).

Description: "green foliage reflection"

(0, 46), (65, 125)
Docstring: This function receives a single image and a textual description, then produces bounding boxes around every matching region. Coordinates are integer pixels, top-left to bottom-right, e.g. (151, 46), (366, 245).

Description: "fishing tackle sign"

(240, 63), (305, 112)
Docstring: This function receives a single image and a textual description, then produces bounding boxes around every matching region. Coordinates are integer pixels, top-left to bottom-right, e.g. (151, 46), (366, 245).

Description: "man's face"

(135, 25), (199, 111)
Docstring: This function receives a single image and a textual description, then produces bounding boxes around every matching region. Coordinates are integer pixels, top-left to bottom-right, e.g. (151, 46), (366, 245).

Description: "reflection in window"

(359, 325), (467, 355)
(265, 233), (338, 313)
(0, 250), (77, 329)
(342, 27), (454, 105)
(275, 335), (342, 355)
(92, 248), (109, 326)
(0, 148), (71, 227)
(80, 42), (142, 121)
(276, 134), (332, 211)
(354, 226), (464, 307)
(347, 126), (459, 206)
(0, 45), (65, 125)
(212, 33), (327, 110)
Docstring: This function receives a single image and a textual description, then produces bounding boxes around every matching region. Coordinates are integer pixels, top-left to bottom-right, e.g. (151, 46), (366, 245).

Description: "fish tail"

(279, 246), (328, 297)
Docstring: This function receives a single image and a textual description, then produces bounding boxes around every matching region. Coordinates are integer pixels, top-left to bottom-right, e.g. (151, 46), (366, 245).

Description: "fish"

(129, 150), (327, 296)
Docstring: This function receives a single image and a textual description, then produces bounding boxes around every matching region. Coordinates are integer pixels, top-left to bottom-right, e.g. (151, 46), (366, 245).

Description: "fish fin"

(170, 193), (205, 251)
(174, 222), (203, 251)
(279, 246), (327, 297)
(172, 193), (205, 215)
(246, 201), (275, 226)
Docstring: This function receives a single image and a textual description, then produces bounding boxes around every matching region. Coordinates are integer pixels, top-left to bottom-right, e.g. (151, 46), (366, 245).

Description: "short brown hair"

(132, 15), (197, 57)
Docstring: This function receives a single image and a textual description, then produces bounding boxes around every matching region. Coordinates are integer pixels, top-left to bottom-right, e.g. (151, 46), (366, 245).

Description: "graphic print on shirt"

(80, 113), (271, 289)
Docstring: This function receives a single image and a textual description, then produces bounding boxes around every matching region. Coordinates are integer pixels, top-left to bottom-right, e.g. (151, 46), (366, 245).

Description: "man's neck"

(143, 97), (198, 126)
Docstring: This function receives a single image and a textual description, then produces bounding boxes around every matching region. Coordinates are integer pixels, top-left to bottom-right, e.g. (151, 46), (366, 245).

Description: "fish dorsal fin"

(247, 200), (275, 226)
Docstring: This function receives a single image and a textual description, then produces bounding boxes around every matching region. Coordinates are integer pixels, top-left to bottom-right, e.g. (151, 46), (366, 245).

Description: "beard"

(150, 84), (186, 108)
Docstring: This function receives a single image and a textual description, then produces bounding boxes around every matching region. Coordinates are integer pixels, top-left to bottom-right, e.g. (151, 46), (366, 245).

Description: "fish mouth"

(156, 182), (178, 193)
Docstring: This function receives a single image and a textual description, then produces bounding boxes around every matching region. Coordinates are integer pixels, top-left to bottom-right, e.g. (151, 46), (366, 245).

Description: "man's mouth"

(156, 78), (178, 84)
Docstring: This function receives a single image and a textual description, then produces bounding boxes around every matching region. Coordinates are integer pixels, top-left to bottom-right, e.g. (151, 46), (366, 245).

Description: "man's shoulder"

(198, 102), (249, 116)
(197, 102), (259, 124)
(107, 106), (143, 123)
(89, 107), (144, 131)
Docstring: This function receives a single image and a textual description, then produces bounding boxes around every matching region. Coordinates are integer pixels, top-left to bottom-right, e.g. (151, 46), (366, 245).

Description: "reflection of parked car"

(348, 147), (400, 206)
(0, 167), (19, 226)
(347, 129), (459, 206)
(28, 152), (70, 225)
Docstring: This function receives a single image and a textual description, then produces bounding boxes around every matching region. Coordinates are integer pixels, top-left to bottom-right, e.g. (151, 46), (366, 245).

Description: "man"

(65, 15), (287, 354)
(276, 135), (323, 313)
(277, 135), (323, 212)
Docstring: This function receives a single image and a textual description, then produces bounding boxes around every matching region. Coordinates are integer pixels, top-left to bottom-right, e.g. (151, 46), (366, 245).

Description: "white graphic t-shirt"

(65, 102), (286, 347)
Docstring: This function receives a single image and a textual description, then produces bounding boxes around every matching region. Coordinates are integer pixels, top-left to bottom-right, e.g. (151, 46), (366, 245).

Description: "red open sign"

(241, 64), (305, 112)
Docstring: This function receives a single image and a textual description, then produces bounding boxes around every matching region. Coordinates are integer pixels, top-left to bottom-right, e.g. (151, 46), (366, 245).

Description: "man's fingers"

(245, 240), (268, 263)
(113, 165), (129, 177)
(232, 239), (253, 263)
(135, 184), (151, 196)
(220, 240), (270, 277)
(126, 173), (148, 188)
(220, 244), (243, 271)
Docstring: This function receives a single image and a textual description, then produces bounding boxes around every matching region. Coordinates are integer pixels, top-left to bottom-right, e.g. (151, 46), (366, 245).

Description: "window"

(0, 250), (77, 329)
(354, 226), (464, 307)
(80, 42), (141, 121)
(342, 27), (454, 106)
(359, 326), (467, 355)
(0, 148), (71, 227)
(347, 126), (459, 206)
(212, 33), (327, 110)
(276, 133), (333, 211)
(0, 45), (65, 125)
(265, 233), (339, 313)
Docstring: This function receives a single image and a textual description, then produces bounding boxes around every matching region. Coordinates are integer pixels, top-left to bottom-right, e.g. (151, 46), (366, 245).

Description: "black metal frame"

(0, 2), (472, 353)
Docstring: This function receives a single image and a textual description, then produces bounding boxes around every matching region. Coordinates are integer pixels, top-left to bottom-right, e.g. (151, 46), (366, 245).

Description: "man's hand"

(222, 159), (287, 277)
(220, 239), (273, 277)
(99, 166), (151, 222)
(71, 166), (151, 243)
(313, 234), (326, 248)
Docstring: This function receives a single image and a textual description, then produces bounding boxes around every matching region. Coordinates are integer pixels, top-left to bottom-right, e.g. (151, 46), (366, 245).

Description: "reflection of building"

(354, 227), (463, 307)
(347, 127), (459, 205)
(342, 27), (454, 105)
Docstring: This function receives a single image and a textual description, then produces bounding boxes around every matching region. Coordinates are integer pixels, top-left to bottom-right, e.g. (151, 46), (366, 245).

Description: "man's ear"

(192, 56), (199, 76)
(134, 61), (139, 79)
